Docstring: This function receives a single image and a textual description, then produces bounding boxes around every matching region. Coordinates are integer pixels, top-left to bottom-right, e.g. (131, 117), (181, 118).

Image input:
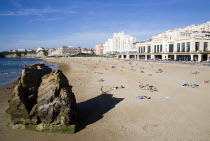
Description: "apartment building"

(95, 44), (104, 55)
(103, 32), (136, 55)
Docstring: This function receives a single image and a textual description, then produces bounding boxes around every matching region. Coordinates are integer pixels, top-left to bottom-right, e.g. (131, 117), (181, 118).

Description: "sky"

(0, 0), (210, 51)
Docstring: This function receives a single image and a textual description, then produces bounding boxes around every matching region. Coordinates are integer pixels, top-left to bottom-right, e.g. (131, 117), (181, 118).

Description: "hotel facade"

(50, 46), (81, 56)
(95, 43), (104, 56)
(81, 48), (96, 54)
(118, 22), (210, 61)
(103, 32), (136, 55)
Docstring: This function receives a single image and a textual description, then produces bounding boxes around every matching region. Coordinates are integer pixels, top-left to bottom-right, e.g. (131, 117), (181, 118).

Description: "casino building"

(118, 22), (210, 62)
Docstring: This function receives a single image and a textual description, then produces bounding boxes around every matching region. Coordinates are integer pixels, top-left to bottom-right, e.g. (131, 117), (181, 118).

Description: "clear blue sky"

(0, 0), (210, 51)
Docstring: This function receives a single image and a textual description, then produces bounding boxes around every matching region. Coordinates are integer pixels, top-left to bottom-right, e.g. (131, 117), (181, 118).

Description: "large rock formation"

(7, 64), (77, 132)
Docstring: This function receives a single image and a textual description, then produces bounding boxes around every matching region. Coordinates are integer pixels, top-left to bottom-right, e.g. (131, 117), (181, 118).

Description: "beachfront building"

(36, 47), (45, 52)
(50, 46), (81, 56)
(81, 48), (95, 54)
(118, 22), (210, 61)
(52, 46), (81, 56)
(47, 48), (56, 56)
(17, 49), (26, 52)
(26, 49), (34, 52)
(103, 32), (136, 55)
(10, 49), (17, 52)
(95, 44), (104, 56)
(51, 49), (61, 56)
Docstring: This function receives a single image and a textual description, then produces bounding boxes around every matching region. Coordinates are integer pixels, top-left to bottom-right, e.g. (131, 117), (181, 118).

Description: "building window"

(169, 44), (174, 52)
(186, 42), (190, 52)
(154, 45), (156, 53)
(181, 42), (185, 52)
(160, 45), (162, 52)
(195, 42), (199, 51)
(204, 42), (208, 51)
(148, 46), (151, 53)
(177, 43), (180, 52)
(157, 45), (159, 53)
(143, 46), (145, 53)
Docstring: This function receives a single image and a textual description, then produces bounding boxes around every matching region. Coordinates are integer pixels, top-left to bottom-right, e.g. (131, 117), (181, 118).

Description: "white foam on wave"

(11, 72), (17, 73)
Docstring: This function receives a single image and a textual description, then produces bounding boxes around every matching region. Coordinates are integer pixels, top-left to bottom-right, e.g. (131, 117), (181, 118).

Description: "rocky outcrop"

(30, 70), (77, 125)
(6, 64), (77, 132)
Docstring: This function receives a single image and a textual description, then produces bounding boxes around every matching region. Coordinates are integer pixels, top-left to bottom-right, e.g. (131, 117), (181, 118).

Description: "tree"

(42, 50), (48, 56)
(16, 52), (21, 58)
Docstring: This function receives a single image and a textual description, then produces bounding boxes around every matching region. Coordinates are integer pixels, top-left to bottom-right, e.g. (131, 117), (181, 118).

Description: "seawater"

(0, 58), (58, 86)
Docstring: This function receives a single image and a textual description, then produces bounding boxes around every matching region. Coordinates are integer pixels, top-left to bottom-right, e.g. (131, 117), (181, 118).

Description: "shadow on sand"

(76, 94), (124, 132)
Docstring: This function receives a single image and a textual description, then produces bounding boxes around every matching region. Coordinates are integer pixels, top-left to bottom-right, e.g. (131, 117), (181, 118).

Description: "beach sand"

(1, 58), (210, 141)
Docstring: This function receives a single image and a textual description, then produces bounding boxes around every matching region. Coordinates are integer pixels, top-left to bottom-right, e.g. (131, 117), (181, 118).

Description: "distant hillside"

(0, 52), (5, 58)
(0, 51), (47, 58)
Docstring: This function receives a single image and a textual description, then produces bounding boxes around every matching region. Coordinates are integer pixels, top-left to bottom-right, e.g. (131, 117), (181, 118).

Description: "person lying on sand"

(182, 82), (199, 88)
(139, 83), (158, 92)
(204, 80), (209, 83)
(137, 96), (151, 99)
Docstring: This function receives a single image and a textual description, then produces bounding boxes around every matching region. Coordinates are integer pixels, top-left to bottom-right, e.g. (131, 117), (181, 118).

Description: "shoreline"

(2, 57), (208, 88)
(0, 81), (14, 93)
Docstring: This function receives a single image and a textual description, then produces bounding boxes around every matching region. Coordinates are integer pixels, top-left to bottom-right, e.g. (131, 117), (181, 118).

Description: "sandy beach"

(1, 58), (210, 141)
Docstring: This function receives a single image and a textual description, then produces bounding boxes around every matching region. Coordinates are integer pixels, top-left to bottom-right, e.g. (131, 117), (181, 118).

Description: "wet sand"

(1, 58), (210, 141)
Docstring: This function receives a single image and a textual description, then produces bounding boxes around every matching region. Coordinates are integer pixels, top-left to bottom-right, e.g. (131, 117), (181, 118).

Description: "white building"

(51, 46), (81, 56)
(95, 44), (104, 55)
(118, 22), (210, 62)
(81, 48), (95, 54)
(47, 48), (56, 56)
(51, 50), (61, 56)
(26, 49), (34, 52)
(36, 47), (45, 52)
(17, 49), (26, 52)
(10, 50), (17, 52)
(103, 32), (136, 55)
